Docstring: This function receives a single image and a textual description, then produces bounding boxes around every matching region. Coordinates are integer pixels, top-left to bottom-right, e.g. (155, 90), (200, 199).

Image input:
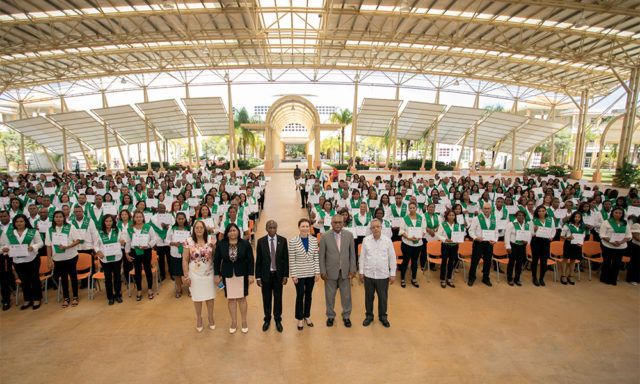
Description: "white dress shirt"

(45, 225), (82, 261)
(469, 214), (497, 241)
(504, 221), (534, 249)
(359, 234), (396, 279)
(599, 220), (631, 250)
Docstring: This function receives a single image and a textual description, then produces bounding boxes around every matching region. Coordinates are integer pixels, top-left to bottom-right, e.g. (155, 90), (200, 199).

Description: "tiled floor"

(1, 172), (638, 383)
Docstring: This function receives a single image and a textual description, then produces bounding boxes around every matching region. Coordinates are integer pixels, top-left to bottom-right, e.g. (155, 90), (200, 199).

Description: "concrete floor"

(1, 172), (638, 384)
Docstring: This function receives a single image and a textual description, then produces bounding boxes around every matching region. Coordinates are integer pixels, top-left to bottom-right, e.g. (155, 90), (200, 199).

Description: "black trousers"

(354, 236), (364, 265)
(122, 248), (132, 283)
(530, 237), (550, 281)
(400, 243), (421, 280)
(14, 257), (42, 303)
(0, 254), (14, 304)
(601, 245), (623, 285)
(155, 246), (170, 280)
(261, 272), (283, 322)
(55, 256), (78, 299)
(391, 228), (401, 242)
(440, 243), (458, 280)
(507, 243), (526, 283)
(364, 277), (389, 320)
(100, 259), (122, 300)
(132, 249), (153, 291)
(626, 242), (640, 283)
(469, 241), (493, 282)
(294, 277), (314, 320)
(300, 189), (308, 207)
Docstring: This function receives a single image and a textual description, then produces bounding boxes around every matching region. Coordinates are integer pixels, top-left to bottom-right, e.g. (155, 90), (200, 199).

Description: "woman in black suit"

(214, 223), (254, 334)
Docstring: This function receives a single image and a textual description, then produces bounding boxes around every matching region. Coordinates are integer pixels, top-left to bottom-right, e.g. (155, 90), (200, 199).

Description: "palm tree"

(329, 108), (353, 164)
(321, 136), (341, 161)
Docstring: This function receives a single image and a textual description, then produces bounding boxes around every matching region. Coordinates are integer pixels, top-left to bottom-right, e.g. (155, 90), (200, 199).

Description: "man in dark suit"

(255, 220), (289, 332)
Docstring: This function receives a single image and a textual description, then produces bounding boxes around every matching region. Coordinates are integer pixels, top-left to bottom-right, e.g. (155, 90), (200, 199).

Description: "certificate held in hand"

(52, 233), (68, 246)
(132, 233), (150, 247)
(102, 243), (122, 261)
(9, 244), (29, 258)
(408, 228), (422, 239)
(536, 227), (555, 239)
(481, 230), (497, 242)
(515, 230), (532, 243)
(451, 232), (465, 243)
(570, 234), (585, 245)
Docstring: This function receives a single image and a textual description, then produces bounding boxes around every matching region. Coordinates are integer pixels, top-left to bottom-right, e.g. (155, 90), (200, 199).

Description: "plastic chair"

(57, 252), (93, 302)
(90, 255), (105, 300)
(317, 232), (322, 243)
(128, 251), (159, 297)
(13, 265), (21, 306)
(38, 256), (53, 304)
(457, 240), (475, 282)
(492, 241), (509, 281)
(248, 219), (255, 247)
(424, 241), (442, 281)
(393, 241), (403, 265)
(582, 241), (603, 281)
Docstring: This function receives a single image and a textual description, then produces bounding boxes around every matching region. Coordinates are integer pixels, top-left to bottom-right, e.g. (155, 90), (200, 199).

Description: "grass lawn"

(581, 169), (615, 183)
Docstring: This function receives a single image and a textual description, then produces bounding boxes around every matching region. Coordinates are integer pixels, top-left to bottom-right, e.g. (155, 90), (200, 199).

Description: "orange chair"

(317, 232), (322, 243)
(492, 241), (509, 281)
(91, 255), (105, 300)
(57, 252), (93, 302)
(128, 251), (159, 297)
(582, 240), (603, 281)
(357, 243), (362, 256)
(38, 256), (53, 304)
(424, 241), (442, 281)
(393, 241), (403, 265)
(526, 243), (558, 282)
(248, 219), (256, 246)
(550, 240), (580, 281)
(457, 240), (476, 282)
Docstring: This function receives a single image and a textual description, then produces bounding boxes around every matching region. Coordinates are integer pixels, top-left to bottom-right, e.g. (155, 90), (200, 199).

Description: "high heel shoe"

(196, 318), (203, 332)
(229, 327), (237, 334)
(560, 276), (567, 285)
(241, 327), (249, 334)
(567, 276), (575, 285)
(209, 324), (216, 330)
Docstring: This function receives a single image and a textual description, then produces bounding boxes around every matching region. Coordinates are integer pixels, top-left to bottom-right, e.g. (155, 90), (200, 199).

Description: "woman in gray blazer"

(288, 218), (320, 331)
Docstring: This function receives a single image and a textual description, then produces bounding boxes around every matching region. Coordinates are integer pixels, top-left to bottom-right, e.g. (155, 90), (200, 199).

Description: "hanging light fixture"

(120, 77), (127, 84)
(574, 11), (587, 28)
(162, 0), (174, 9)
(399, 0), (411, 13)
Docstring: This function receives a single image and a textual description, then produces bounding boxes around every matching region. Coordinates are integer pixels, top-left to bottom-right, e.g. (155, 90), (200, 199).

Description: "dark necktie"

(270, 237), (276, 271)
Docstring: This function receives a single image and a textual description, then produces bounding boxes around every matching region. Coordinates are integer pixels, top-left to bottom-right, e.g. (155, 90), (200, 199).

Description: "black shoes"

(482, 278), (492, 287)
(515, 280), (522, 286)
(539, 279), (546, 287)
(507, 281), (514, 286)
(446, 281), (455, 288)
(343, 318), (352, 328)
(363, 317), (373, 327)
(411, 280), (420, 288)
(567, 277), (575, 285)
(115, 296), (123, 303)
(468, 278), (475, 287)
(380, 319), (390, 328)
(32, 303), (41, 310)
(326, 318), (334, 327)
(262, 321), (270, 332)
(108, 299), (115, 306)
(2, 303), (9, 311)
(20, 302), (32, 310)
(533, 279), (540, 287)
(275, 321), (283, 333)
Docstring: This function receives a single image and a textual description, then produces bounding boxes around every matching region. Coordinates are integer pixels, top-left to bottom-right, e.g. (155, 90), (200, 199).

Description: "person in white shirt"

(0, 210), (14, 310)
(359, 219), (396, 327)
(598, 207), (632, 285)
(399, 202), (425, 288)
(627, 217), (640, 285)
(167, 212), (190, 297)
(504, 210), (533, 286)
(124, 210), (160, 300)
(531, 205), (555, 286)
(71, 206), (97, 258)
(0, 214), (44, 310)
(468, 203), (497, 287)
(94, 214), (127, 305)
(435, 209), (465, 288)
(45, 211), (82, 307)
(151, 203), (174, 281)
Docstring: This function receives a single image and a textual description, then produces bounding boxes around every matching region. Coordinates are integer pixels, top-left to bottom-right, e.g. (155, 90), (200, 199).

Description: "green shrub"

(613, 161), (640, 188)
(524, 167), (548, 177)
(328, 163), (349, 170)
(399, 159), (454, 171)
(547, 165), (572, 177)
(356, 164), (370, 170)
(218, 158), (264, 170)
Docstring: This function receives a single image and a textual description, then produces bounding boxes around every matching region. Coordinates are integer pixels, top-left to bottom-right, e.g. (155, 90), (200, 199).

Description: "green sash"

(99, 229), (119, 261)
(513, 221), (530, 245)
(149, 219), (169, 240)
(7, 229), (36, 251)
(600, 209), (609, 221)
(478, 214), (496, 230)
(134, 191), (147, 202)
(72, 215), (91, 244)
(127, 224), (151, 256)
(425, 213), (439, 229)
(89, 207), (103, 226)
(354, 212), (371, 227)
(223, 217), (244, 233)
(442, 222), (463, 240)
(608, 218), (626, 233)
(171, 225), (190, 254)
(318, 209), (336, 231)
(533, 217), (553, 228)
(350, 199), (362, 209)
(568, 223), (587, 234)
(403, 215), (423, 245)
(391, 203), (407, 218)
(49, 225), (71, 253)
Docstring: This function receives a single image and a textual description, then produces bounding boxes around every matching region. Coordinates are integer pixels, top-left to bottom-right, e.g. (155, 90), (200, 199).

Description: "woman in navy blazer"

(214, 223), (255, 333)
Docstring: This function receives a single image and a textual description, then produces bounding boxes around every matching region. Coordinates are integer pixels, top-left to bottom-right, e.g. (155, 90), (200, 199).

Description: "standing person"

(255, 220), (289, 332)
(0, 214), (43, 310)
(627, 216), (640, 286)
(0, 210), (14, 310)
(46, 211), (82, 307)
(214, 223), (254, 334)
(94, 214), (127, 305)
(288, 218), (320, 331)
(399, 202), (425, 288)
(599, 207), (632, 285)
(151, 203), (173, 281)
(124, 210), (159, 301)
(504, 210), (532, 286)
(293, 164), (301, 181)
(435, 209), (464, 288)
(560, 211), (587, 285)
(531, 205), (555, 286)
(168, 212), (190, 298)
(183, 220), (217, 332)
(359, 219), (396, 327)
(468, 203), (497, 287)
(319, 214), (356, 328)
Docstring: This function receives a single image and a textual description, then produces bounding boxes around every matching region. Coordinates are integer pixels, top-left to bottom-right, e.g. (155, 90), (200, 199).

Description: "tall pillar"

(101, 91), (111, 173)
(616, 67), (640, 176)
(227, 78), (238, 170)
(60, 95), (69, 171)
(471, 92), (480, 169)
(391, 83), (400, 167)
(142, 86), (152, 172)
(430, 87), (441, 172)
(548, 104), (556, 165)
(570, 89), (589, 179)
(313, 125), (321, 168)
(18, 101), (27, 173)
(350, 77), (359, 171)
(185, 83), (193, 167)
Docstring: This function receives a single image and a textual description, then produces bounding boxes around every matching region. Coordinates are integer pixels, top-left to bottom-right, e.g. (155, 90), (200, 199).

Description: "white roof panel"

(48, 111), (107, 150)
(501, 118), (567, 155)
(136, 99), (188, 140)
(355, 98), (402, 137)
(437, 106), (487, 145)
(181, 97), (229, 136)
(4, 116), (85, 154)
(91, 105), (148, 145)
(475, 111), (529, 150)
(397, 101), (446, 141)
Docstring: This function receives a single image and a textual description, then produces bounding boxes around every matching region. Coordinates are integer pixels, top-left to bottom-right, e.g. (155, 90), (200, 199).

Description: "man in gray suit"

(319, 214), (357, 328)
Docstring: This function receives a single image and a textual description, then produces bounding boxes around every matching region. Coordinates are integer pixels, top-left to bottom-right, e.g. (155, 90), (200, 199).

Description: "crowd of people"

(0, 165), (638, 334)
